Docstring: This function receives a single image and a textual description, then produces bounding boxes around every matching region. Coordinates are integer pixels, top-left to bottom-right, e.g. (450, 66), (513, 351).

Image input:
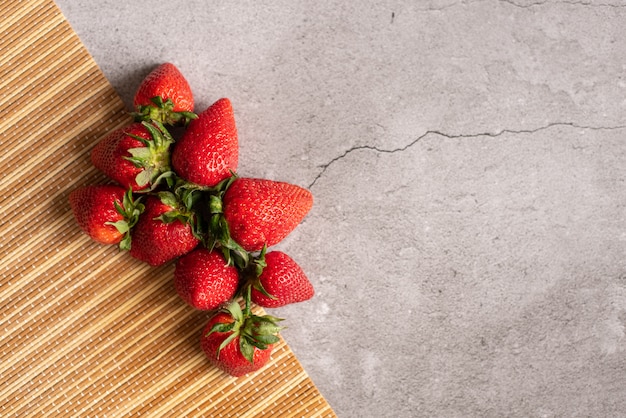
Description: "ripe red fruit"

(171, 98), (238, 187)
(91, 121), (174, 192)
(174, 248), (239, 311)
(221, 178), (313, 252)
(251, 251), (314, 308)
(200, 301), (282, 377)
(129, 193), (199, 266)
(133, 63), (196, 125)
(69, 185), (141, 247)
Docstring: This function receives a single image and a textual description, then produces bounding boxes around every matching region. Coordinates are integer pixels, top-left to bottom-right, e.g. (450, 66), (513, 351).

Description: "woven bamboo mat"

(0, 0), (335, 416)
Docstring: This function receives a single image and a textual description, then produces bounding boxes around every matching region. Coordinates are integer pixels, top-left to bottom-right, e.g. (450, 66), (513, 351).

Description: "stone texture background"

(54, 1), (626, 416)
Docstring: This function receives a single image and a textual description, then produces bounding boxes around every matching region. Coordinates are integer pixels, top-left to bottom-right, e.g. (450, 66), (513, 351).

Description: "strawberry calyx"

(124, 121), (176, 191)
(154, 190), (203, 241)
(207, 194), (250, 270)
(167, 175), (235, 245)
(208, 290), (283, 364)
(133, 96), (198, 126)
(243, 245), (276, 301)
(106, 188), (145, 251)
(172, 175), (232, 213)
(199, 174), (251, 270)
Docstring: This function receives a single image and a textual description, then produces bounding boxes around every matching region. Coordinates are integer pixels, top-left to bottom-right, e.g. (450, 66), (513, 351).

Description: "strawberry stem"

(132, 96), (198, 126)
(243, 284), (252, 317)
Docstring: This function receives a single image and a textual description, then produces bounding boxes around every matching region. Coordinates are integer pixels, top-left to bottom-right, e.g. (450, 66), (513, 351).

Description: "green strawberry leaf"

(107, 188), (145, 251)
(245, 316), (284, 340)
(188, 215), (205, 242)
(256, 314), (284, 324)
(142, 120), (175, 148)
(119, 234), (132, 251)
(157, 191), (179, 208)
(132, 97), (198, 126)
(152, 170), (177, 191)
(225, 300), (244, 323)
(246, 338), (269, 352)
(181, 190), (195, 210)
(108, 220), (129, 234)
(125, 133), (150, 147)
(247, 246), (277, 300)
(253, 245), (267, 277)
(239, 337), (256, 364)
(150, 96), (165, 107)
(127, 146), (152, 160)
(206, 212), (249, 269)
(252, 334), (280, 346)
(213, 172), (238, 194)
(208, 195), (223, 214)
(251, 280), (275, 300)
(217, 332), (238, 359)
(208, 321), (236, 335)
(157, 212), (185, 224)
(176, 111), (199, 124)
(134, 169), (153, 188)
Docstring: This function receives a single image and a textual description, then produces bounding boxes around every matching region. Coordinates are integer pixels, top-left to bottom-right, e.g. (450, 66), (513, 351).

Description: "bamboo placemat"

(0, 0), (335, 416)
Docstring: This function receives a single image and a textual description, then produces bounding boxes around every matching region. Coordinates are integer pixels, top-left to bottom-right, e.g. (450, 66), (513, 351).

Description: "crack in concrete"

(409, 0), (626, 12)
(308, 122), (626, 188)
(501, 0), (626, 8)
(415, 3), (466, 12)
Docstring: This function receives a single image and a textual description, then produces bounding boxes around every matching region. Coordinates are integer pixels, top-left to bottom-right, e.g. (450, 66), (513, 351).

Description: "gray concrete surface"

(54, 1), (626, 416)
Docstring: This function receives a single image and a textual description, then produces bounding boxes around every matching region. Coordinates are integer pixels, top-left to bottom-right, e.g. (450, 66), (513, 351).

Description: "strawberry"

(250, 250), (314, 308)
(129, 192), (200, 266)
(91, 121), (174, 192)
(133, 62), (196, 125)
(171, 98), (238, 187)
(174, 248), (239, 311)
(69, 185), (143, 249)
(200, 300), (282, 377)
(212, 177), (313, 254)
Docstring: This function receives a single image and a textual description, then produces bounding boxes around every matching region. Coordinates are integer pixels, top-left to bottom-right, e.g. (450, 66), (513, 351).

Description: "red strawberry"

(200, 301), (282, 377)
(218, 177), (313, 253)
(91, 121), (174, 192)
(133, 62), (196, 125)
(69, 185), (143, 249)
(174, 248), (239, 311)
(250, 251), (314, 308)
(171, 98), (238, 187)
(129, 192), (199, 266)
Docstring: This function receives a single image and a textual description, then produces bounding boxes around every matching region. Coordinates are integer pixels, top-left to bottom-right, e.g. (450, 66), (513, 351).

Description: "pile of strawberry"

(69, 63), (315, 377)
